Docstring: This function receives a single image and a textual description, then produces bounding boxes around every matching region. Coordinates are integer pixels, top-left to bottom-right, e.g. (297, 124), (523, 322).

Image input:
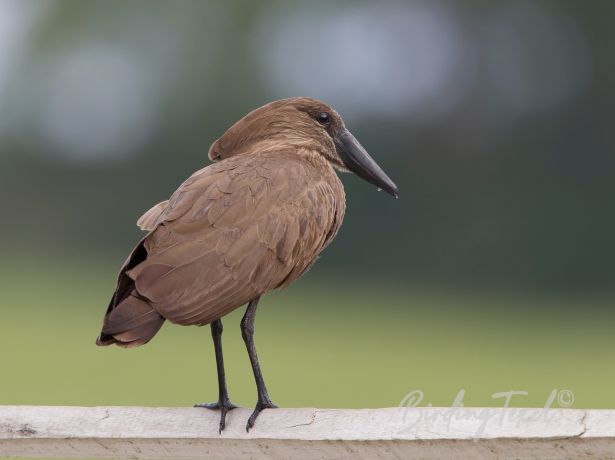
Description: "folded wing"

(101, 151), (344, 340)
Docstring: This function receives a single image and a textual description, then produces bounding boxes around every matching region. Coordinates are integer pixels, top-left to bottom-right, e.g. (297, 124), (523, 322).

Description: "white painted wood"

(1, 406), (614, 459)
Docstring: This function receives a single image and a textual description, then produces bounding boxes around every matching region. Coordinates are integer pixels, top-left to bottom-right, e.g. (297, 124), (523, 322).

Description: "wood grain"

(1, 406), (615, 459)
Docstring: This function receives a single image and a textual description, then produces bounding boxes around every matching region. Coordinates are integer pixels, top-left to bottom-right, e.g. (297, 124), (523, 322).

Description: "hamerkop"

(96, 97), (398, 431)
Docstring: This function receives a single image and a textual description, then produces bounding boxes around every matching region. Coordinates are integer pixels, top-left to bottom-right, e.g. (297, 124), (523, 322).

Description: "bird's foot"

(246, 397), (277, 432)
(194, 398), (238, 433)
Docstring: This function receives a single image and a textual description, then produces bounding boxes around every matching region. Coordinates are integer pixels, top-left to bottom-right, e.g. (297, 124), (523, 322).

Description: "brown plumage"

(96, 97), (398, 431)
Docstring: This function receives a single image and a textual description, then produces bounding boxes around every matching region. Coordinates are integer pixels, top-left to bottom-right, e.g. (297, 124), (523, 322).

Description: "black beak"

(334, 129), (399, 198)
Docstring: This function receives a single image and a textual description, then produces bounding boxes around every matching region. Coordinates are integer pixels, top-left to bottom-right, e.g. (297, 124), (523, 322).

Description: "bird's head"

(208, 97), (399, 198)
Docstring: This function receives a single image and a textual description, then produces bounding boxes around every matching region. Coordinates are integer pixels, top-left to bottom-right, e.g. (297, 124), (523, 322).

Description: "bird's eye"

(317, 112), (330, 124)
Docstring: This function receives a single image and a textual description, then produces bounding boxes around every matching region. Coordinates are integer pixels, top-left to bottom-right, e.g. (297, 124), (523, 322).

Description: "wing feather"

(127, 151), (345, 326)
(137, 200), (169, 231)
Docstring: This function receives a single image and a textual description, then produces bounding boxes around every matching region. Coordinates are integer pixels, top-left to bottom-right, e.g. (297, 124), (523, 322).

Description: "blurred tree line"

(0, 0), (613, 295)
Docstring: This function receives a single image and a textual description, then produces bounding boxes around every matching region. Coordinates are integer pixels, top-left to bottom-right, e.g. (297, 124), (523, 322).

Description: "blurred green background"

(1, 0), (614, 413)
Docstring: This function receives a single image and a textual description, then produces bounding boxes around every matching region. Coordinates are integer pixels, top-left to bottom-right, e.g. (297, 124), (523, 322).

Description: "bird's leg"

(241, 297), (277, 431)
(194, 319), (237, 433)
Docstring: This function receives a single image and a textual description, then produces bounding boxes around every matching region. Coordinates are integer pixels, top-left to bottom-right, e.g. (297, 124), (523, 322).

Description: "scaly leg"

(194, 318), (237, 433)
(241, 297), (277, 431)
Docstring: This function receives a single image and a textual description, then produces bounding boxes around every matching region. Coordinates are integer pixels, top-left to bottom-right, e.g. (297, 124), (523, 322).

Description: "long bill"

(334, 129), (399, 198)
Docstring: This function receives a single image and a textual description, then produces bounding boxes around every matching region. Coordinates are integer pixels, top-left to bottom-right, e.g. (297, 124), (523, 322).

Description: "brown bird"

(96, 97), (398, 432)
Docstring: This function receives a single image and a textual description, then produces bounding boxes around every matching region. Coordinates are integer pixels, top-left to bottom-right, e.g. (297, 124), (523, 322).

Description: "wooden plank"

(1, 406), (615, 459)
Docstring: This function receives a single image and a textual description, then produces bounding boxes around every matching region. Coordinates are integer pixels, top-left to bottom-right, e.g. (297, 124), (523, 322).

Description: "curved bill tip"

(334, 129), (399, 198)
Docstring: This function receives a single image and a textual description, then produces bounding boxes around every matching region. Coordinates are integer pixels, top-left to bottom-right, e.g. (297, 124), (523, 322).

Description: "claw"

(195, 399), (238, 433)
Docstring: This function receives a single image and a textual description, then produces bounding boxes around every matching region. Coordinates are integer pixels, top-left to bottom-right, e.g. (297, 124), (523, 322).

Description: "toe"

(194, 402), (219, 409)
(219, 409), (227, 433)
(195, 400), (239, 411)
(245, 400), (277, 432)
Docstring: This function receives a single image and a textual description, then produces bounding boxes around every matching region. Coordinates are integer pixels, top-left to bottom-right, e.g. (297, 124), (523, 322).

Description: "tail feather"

(96, 238), (165, 348)
(96, 292), (165, 348)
